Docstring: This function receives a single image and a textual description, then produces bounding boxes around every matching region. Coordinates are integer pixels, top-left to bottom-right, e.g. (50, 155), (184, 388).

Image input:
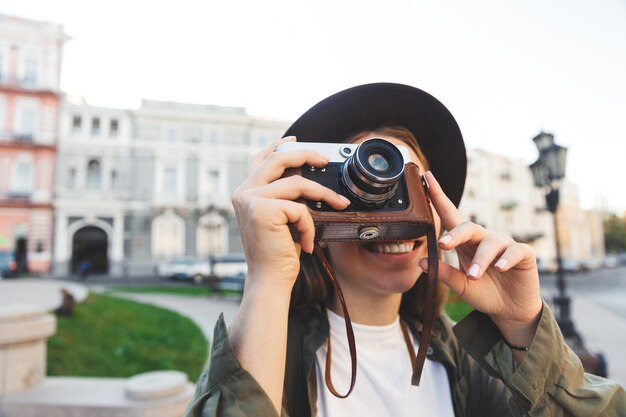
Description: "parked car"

(0, 250), (18, 279)
(208, 255), (247, 292)
(562, 259), (584, 273)
(581, 258), (602, 271)
(156, 257), (211, 284)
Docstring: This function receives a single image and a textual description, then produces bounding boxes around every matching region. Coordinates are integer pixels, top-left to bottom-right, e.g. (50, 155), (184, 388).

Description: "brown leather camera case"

(310, 162), (435, 242)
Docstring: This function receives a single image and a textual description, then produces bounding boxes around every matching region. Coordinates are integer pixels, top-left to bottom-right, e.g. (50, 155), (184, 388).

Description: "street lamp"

(530, 131), (580, 341)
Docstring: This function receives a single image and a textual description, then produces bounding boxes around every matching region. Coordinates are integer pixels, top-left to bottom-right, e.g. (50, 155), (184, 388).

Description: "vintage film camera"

(276, 138), (435, 242)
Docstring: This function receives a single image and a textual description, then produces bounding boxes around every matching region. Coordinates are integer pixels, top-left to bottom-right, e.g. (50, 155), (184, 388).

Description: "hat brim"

(284, 82), (467, 207)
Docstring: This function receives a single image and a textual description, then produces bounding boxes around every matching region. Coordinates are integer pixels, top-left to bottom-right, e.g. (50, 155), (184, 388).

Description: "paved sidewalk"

(0, 279), (88, 312)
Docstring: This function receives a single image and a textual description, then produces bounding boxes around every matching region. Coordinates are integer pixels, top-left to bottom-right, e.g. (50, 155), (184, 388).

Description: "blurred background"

(0, 1), (625, 415)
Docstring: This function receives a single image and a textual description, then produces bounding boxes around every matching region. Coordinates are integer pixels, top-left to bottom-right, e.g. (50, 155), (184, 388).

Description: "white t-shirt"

(315, 309), (455, 417)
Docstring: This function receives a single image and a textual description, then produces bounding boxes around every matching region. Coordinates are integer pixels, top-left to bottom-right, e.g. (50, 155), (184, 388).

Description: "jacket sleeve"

(454, 300), (626, 416)
(184, 314), (288, 417)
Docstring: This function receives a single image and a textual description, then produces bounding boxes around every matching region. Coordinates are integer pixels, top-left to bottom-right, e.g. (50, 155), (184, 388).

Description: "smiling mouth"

(364, 241), (418, 254)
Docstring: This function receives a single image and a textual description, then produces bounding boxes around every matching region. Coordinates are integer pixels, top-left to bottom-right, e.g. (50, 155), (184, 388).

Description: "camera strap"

(313, 226), (438, 397)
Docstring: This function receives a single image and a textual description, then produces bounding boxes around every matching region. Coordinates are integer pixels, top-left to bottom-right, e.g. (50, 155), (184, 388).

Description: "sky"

(3, 0), (626, 213)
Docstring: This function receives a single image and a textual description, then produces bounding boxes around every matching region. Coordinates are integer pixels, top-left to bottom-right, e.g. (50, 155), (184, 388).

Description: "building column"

(53, 213), (69, 276)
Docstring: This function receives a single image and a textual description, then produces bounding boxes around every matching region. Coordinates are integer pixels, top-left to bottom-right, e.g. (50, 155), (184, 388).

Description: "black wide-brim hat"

(284, 82), (467, 207)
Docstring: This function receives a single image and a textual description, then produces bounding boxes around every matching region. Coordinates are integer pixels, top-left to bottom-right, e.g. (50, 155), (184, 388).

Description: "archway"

(71, 226), (108, 274)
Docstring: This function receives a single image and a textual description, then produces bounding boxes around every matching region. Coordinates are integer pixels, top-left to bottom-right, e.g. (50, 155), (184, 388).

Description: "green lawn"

(107, 285), (240, 297)
(47, 293), (208, 381)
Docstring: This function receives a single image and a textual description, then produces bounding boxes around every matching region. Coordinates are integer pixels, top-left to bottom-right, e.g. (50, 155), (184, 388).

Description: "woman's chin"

(375, 273), (421, 295)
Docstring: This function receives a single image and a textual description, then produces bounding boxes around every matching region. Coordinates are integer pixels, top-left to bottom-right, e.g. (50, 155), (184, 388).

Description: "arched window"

(86, 159), (101, 189)
(197, 213), (227, 257)
(152, 212), (185, 258)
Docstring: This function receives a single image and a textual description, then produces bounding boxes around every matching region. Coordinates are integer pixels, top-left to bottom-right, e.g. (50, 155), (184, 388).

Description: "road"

(540, 265), (626, 319)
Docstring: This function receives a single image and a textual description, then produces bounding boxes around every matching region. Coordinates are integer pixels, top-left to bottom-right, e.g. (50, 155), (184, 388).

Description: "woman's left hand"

(419, 171), (543, 352)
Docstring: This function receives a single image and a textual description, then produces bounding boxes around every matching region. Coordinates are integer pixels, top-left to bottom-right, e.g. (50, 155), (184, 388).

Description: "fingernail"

(495, 258), (508, 270)
(438, 234), (452, 245)
(338, 195), (351, 205)
(467, 264), (480, 278)
(283, 135), (296, 141)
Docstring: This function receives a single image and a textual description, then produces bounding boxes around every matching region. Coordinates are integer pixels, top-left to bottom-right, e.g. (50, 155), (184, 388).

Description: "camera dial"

(341, 138), (405, 208)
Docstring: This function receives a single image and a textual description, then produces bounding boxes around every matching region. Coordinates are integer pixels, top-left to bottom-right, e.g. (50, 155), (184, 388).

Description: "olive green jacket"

(185, 301), (625, 416)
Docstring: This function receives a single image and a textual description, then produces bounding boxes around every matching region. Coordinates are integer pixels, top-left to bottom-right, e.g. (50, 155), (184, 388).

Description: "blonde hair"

(290, 126), (448, 320)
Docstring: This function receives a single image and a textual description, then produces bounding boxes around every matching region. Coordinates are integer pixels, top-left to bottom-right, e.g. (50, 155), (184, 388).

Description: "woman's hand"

(229, 136), (350, 414)
(419, 171), (543, 355)
(231, 136), (351, 287)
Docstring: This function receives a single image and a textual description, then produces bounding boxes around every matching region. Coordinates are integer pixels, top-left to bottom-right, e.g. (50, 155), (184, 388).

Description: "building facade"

(53, 97), (132, 276)
(0, 14), (67, 274)
(53, 98), (289, 277)
(459, 148), (605, 271)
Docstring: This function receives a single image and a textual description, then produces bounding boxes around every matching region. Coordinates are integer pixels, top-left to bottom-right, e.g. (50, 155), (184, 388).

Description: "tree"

(604, 213), (626, 252)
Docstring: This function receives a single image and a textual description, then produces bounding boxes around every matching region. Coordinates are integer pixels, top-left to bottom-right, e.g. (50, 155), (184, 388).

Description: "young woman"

(185, 83), (625, 417)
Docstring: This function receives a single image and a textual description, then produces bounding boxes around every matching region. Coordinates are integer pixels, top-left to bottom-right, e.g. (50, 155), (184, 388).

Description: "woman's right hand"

(231, 136), (351, 287)
(229, 136), (350, 414)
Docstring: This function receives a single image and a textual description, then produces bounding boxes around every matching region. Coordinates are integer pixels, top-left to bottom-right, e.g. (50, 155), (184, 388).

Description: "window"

(163, 167), (177, 196)
(72, 115), (82, 134)
(19, 108), (36, 139)
(36, 241), (44, 253)
(257, 136), (269, 147)
(86, 159), (101, 189)
(23, 59), (37, 84)
(152, 213), (185, 258)
(91, 117), (101, 136)
(207, 131), (219, 144)
(67, 167), (77, 188)
(109, 119), (119, 137)
(166, 128), (178, 142)
(206, 170), (219, 195)
(13, 159), (34, 193)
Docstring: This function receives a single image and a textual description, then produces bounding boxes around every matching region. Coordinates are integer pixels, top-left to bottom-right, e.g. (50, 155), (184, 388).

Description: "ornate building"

(53, 97), (131, 275)
(53, 98), (288, 276)
(0, 14), (67, 274)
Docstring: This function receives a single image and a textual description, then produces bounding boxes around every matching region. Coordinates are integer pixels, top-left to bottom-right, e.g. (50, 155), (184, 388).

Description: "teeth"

(371, 242), (415, 254)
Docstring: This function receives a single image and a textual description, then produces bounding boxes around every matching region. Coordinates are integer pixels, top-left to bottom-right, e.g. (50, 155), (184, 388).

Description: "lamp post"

(530, 132), (580, 341)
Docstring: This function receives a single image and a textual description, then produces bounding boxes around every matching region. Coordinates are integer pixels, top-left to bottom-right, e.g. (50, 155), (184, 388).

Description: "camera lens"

(367, 153), (390, 172)
(341, 138), (404, 207)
